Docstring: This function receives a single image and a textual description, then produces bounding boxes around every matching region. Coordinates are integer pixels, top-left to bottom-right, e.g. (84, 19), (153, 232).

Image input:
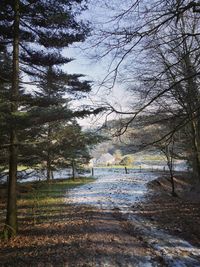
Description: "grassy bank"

(0, 177), (95, 233)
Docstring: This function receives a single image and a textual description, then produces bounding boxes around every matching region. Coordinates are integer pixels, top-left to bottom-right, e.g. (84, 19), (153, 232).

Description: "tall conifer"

(0, 0), (91, 237)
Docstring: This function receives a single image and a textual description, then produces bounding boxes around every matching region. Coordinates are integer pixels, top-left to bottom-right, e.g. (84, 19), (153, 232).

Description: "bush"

(119, 155), (133, 166)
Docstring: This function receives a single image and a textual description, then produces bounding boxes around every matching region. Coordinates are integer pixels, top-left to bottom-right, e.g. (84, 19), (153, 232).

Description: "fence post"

(163, 166), (166, 172)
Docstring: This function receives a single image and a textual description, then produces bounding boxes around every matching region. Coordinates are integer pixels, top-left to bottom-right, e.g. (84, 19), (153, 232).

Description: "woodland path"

(1, 171), (200, 267)
(65, 171), (200, 267)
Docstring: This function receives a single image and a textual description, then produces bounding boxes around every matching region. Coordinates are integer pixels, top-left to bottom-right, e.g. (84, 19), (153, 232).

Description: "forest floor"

(132, 175), (200, 247)
(0, 173), (200, 266)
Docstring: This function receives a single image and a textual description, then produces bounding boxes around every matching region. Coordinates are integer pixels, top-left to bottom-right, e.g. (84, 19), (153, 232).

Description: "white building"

(95, 153), (115, 166)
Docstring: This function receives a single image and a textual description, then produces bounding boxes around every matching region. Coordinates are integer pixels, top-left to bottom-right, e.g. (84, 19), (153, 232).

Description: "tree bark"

(46, 124), (52, 182)
(181, 28), (200, 181)
(46, 142), (51, 182)
(163, 143), (177, 197)
(47, 160), (51, 182)
(184, 54), (200, 181)
(72, 160), (75, 180)
(190, 118), (200, 181)
(5, 0), (20, 238)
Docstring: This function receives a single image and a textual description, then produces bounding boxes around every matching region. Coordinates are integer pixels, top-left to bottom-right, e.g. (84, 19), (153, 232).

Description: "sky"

(64, 48), (134, 128)
(22, 1), (135, 128)
(62, 1), (135, 128)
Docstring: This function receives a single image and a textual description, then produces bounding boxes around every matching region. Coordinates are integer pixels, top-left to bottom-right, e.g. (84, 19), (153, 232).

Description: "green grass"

(0, 177), (95, 229)
(0, 165), (29, 172)
(138, 155), (165, 161)
(94, 165), (143, 169)
(18, 177), (94, 204)
(94, 165), (132, 169)
(18, 177), (95, 225)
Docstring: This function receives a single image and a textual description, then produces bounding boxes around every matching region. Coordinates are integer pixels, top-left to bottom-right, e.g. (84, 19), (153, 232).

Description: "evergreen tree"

(0, 0), (92, 237)
(0, 46), (11, 174)
(56, 122), (104, 179)
(20, 63), (104, 182)
(20, 64), (92, 181)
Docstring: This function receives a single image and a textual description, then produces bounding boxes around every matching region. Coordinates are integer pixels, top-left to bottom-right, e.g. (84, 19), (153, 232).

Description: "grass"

(18, 177), (94, 200)
(94, 165), (133, 169)
(0, 177), (95, 230)
(138, 154), (165, 161)
(93, 154), (166, 169)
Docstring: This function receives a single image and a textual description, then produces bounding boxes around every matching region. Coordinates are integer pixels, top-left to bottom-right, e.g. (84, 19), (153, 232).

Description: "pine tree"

(53, 122), (104, 179)
(0, 0), (91, 237)
(0, 46), (11, 174)
(19, 64), (93, 181)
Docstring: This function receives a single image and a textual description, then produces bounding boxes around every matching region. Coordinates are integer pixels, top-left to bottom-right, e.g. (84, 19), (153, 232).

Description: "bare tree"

(88, 0), (200, 180)
(88, 0), (200, 88)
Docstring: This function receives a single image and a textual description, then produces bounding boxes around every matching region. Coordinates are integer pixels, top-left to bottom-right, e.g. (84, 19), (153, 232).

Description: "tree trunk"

(47, 161), (51, 182)
(47, 168), (54, 181)
(72, 160), (75, 180)
(168, 161), (176, 197)
(163, 143), (177, 197)
(191, 117), (200, 181)
(181, 33), (200, 181)
(51, 170), (54, 180)
(166, 153), (176, 196)
(46, 124), (52, 182)
(46, 151), (51, 182)
(5, 0), (20, 238)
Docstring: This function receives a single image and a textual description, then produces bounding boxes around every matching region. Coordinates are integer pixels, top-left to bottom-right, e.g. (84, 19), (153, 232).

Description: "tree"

(132, 13), (200, 180)
(89, 0), (200, 181)
(89, 0), (200, 87)
(23, 64), (92, 182)
(119, 155), (133, 166)
(57, 122), (103, 179)
(0, 0), (91, 238)
(112, 114), (188, 195)
(0, 46), (11, 174)
(113, 149), (123, 164)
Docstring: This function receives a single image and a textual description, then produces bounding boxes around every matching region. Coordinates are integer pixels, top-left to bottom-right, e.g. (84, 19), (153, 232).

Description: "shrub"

(119, 155), (133, 166)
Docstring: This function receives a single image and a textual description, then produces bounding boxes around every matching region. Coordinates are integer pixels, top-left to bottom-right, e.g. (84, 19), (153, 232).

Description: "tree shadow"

(0, 206), (158, 267)
(131, 193), (200, 247)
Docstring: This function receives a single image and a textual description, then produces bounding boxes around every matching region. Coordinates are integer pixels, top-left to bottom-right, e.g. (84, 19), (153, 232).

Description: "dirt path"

(68, 206), (162, 267)
(1, 171), (200, 266)
(0, 204), (162, 267)
(65, 171), (200, 267)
